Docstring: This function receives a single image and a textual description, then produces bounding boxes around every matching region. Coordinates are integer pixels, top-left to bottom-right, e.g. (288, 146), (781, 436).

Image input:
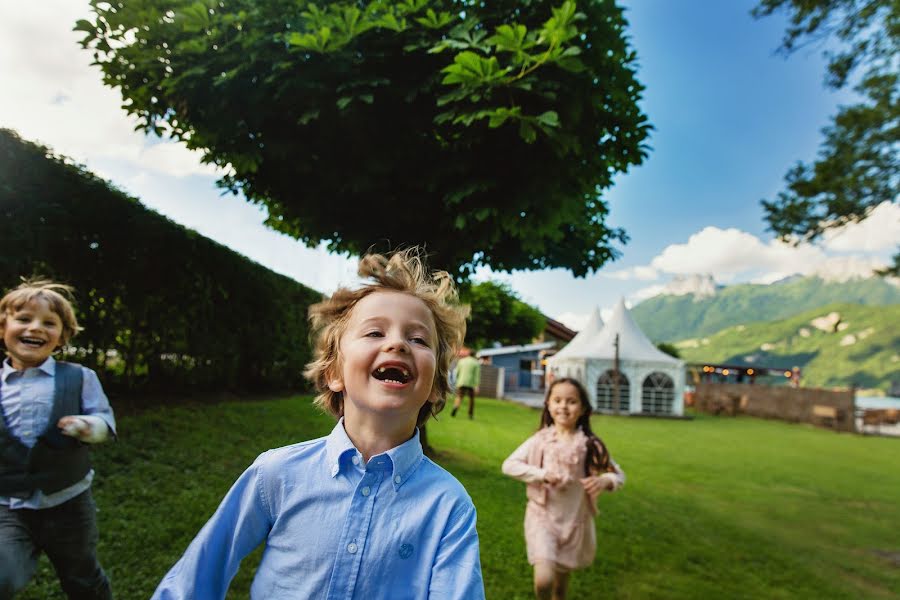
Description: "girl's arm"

(581, 452), (626, 498)
(599, 458), (626, 491)
(501, 435), (546, 483)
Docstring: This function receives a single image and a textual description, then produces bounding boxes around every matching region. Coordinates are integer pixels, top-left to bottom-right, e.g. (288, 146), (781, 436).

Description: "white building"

(548, 299), (685, 416)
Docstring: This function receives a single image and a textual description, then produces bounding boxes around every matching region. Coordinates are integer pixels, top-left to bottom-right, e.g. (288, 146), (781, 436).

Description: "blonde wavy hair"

(0, 279), (82, 348)
(304, 248), (469, 426)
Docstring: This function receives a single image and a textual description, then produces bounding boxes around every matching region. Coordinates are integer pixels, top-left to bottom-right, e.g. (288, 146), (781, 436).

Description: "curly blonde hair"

(0, 279), (82, 349)
(304, 248), (469, 426)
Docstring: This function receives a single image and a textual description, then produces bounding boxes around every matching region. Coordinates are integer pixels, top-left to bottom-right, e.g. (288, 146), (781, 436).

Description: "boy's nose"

(382, 336), (409, 353)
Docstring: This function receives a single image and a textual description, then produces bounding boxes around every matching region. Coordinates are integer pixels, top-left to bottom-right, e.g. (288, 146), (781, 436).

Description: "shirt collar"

(323, 418), (423, 490)
(1, 356), (55, 381)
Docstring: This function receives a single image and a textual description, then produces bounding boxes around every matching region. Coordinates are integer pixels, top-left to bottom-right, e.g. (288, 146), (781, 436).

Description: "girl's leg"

(533, 561), (555, 600)
(552, 569), (571, 600)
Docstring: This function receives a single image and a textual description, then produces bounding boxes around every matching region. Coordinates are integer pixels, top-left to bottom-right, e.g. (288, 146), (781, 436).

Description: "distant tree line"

(0, 129), (321, 395)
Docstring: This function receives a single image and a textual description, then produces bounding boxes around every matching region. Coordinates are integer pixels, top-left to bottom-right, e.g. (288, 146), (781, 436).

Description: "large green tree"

(460, 280), (546, 349)
(78, 0), (650, 277)
(753, 0), (898, 275)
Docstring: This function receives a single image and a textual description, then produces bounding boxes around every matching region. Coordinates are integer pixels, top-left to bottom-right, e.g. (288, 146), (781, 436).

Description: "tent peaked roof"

(567, 299), (681, 364)
(551, 307), (604, 361)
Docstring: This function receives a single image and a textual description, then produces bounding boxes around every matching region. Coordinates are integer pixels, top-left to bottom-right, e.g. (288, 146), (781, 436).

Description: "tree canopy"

(753, 0), (898, 274)
(79, 0), (650, 277)
(460, 280), (546, 349)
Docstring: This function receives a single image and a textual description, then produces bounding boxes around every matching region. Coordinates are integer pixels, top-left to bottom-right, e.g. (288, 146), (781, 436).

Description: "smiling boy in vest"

(0, 280), (116, 599)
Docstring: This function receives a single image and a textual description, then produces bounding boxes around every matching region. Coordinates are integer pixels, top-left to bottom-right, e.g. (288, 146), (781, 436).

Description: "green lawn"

(20, 396), (900, 599)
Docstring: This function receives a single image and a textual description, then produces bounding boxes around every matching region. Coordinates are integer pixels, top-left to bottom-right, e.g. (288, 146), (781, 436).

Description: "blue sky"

(1, 0), (897, 330)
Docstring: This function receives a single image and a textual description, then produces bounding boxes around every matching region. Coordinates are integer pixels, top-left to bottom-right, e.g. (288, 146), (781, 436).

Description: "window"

(596, 370), (629, 412)
(642, 372), (675, 414)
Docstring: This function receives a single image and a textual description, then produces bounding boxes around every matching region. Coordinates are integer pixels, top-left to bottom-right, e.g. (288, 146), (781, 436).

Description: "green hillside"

(632, 276), (900, 343)
(675, 303), (900, 392)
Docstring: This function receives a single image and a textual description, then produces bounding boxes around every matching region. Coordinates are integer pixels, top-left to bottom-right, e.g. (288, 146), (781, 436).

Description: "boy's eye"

(411, 336), (429, 346)
(364, 331), (383, 338)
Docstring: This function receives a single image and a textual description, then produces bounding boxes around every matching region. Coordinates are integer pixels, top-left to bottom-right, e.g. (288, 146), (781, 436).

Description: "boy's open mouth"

(19, 336), (47, 348)
(372, 365), (412, 384)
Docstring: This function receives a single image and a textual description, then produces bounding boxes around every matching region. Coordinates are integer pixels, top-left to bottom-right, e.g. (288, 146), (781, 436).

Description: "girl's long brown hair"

(540, 377), (614, 476)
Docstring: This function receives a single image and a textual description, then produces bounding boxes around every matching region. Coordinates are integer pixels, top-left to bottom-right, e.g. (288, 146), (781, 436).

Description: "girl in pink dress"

(502, 378), (625, 600)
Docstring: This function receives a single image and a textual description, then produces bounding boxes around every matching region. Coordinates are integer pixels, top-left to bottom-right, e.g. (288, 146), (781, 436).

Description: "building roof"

(543, 316), (577, 342)
(476, 341), (557, 358)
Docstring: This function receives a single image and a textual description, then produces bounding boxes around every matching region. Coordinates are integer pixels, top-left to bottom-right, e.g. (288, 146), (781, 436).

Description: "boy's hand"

(58, 416), (90, 438)
(580, 475), (614, 495)
(57, 415), (110, 443)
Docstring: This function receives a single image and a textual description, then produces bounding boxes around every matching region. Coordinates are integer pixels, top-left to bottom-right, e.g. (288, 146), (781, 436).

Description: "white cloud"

(629, 284), (668, 302)
(604, 265), (659, 281)
(822, 201), (900, 253)
(649, 226), (827, 280)
(623, 224), (893, 298)
(554, 311), (591, 331)
(0, 1), (217, 179)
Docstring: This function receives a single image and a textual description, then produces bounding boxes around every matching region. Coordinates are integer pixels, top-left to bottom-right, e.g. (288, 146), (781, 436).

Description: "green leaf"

(536, 111), (560, 128)
(297, 109), (320, 125)
(519, 121), (537, 143)
(73, 19), (94, 34)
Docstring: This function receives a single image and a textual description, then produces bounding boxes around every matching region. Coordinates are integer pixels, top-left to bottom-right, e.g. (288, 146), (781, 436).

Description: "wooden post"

(613, 333), (620, 415)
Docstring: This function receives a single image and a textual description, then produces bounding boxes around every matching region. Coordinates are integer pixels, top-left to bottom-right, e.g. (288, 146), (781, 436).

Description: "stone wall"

(695, 383), (855, 432)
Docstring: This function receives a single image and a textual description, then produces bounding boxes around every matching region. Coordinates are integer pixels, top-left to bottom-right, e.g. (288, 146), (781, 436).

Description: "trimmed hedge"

(0, 129), (322, 394)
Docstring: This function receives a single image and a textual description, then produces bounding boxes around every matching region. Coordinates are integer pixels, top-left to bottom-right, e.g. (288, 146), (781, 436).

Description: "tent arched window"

(596, 370), (629, 412)
(642, 372), (674, 414)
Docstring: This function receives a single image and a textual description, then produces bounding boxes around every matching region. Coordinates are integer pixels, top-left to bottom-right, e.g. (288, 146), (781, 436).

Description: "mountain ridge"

(631, 274), (900, 343)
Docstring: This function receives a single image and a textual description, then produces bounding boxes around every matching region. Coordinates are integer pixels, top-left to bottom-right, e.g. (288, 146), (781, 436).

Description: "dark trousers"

(457, 386), (475, 417)
(0, 489), (112, 600)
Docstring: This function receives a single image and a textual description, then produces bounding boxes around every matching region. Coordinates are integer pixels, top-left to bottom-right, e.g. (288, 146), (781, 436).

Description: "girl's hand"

(543, 472), (562, 485)
(580, 475), (614, 495)
(57, 416), (90, 439)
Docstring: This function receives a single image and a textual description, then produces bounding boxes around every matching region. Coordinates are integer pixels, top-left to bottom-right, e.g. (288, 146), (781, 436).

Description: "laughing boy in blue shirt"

(153, 249), (485, 599)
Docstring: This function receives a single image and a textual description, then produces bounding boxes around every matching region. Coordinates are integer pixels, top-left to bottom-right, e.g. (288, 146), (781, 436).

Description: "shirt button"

(347, 542), (358, 554)
(394, 475), (402, 484)
(361, 486), (371, 497)
(351, 455), (360, 465)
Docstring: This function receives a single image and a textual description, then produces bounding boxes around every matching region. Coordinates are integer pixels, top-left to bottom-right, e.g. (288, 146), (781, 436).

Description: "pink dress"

(501, 427), (625, 571)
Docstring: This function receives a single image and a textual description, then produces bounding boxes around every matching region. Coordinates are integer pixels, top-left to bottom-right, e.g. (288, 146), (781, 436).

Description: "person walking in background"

(450, 347), (480, 419)
(502, 378), (625, 600)
(0, 280), (117, 599)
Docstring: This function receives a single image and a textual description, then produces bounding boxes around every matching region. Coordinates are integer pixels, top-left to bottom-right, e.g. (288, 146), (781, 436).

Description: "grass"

(19, 396), (900, 599)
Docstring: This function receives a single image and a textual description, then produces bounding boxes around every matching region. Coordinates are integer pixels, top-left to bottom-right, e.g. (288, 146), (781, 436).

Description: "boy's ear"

(327, 377), (345, 393)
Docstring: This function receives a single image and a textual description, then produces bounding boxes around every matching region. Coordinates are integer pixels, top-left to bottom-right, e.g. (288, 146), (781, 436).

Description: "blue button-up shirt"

(0, 356), (117, 509)
(153, 420), (485, 600)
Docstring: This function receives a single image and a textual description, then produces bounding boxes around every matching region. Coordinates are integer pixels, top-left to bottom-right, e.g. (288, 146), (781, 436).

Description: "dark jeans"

(457, 386), (475, 417)
(0, 489), (112, 600)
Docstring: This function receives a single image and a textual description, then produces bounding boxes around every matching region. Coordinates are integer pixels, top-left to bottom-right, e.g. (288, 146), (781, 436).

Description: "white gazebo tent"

(549, 306), (604, 362)
(548, 299), (685, 416)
